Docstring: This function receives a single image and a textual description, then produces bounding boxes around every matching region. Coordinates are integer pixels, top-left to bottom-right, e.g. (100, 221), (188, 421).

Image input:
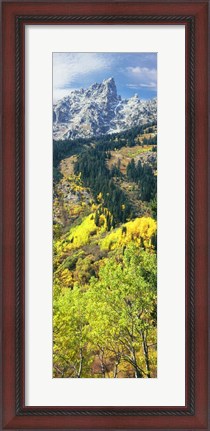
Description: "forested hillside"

(53, 124), (157, 378)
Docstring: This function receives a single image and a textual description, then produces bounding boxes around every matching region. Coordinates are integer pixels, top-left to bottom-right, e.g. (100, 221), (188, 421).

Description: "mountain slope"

(53, 77), (157, 140)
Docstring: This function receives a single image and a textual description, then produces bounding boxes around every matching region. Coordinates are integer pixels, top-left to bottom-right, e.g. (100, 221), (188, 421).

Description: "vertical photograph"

(53, 53), (157, 378)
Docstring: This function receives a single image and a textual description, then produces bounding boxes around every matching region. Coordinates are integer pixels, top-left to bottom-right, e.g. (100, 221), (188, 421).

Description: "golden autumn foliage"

(100, 217), (156, 251)
(53, 120), (158, 378)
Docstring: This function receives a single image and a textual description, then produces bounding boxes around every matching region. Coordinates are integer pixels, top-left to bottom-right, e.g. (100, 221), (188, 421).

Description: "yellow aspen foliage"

(100, 217), (156, 251)
(54, 268), (73, 289)
(97, 192), (103, 202)
(91, 204), (97, 212)
(98, 214), (106, 227)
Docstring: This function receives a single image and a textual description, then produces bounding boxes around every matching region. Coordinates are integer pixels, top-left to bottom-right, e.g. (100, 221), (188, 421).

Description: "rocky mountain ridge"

(53, 77), (157, 140)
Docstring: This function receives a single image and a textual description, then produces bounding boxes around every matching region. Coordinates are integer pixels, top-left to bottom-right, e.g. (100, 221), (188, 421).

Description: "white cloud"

(126, 66), (157, 90)
(127, 82), (156, 91)
(53, 53), (110, 94)
(127, 66), (156, 79)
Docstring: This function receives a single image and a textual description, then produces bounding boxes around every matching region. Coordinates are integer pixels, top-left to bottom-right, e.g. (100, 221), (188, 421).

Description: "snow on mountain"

(53, 77), (157, 140)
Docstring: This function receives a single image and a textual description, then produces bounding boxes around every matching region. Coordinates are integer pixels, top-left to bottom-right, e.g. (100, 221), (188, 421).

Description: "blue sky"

(53, 53), (157, 102)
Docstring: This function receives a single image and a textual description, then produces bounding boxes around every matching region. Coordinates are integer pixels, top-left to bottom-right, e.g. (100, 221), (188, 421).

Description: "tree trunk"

(131, 348), (143, 378)
(77, 349), (84, 378)
(113, 356), (121, 378)
(135, 368), (142, 378)
(141, 330), (151, 378)
(98, 349), (106, 378)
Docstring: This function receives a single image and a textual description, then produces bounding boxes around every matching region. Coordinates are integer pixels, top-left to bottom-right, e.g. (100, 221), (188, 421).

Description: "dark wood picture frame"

(1, 1), (209, 429)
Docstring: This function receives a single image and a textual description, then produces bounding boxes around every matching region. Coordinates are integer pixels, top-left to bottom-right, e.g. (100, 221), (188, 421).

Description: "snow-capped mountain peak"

(53, 78), (156, 140)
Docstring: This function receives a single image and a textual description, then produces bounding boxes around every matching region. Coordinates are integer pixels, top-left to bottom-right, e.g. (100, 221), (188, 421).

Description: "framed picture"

(1, 1), (208, 429)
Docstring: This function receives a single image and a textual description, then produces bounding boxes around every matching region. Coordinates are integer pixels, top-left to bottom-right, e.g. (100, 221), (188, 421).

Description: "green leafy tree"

(86, 244), (157, 378)
(53, 286), (90, 377)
